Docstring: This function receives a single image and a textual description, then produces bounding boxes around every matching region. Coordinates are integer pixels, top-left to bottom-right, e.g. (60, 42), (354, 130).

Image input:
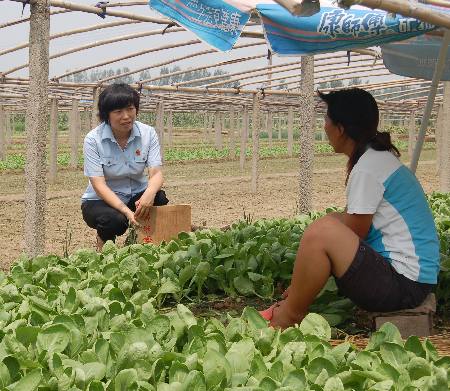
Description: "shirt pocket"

(101, 156), (118, 167)
(100, 156), (120, 177)
(134, 154), (147, 164)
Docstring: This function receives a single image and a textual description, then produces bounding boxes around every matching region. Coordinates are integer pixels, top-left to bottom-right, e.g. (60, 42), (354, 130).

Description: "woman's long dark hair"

(318, 88), (400, 183)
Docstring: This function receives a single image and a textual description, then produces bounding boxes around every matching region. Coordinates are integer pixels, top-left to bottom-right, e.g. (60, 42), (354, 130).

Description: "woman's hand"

(124, 208), (139, 227)
(134, 193), (155, 221)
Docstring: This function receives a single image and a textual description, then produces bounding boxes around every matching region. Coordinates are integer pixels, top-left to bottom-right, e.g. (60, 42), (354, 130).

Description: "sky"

(0, 0), (406, 86)
(0, 0), (283, 81)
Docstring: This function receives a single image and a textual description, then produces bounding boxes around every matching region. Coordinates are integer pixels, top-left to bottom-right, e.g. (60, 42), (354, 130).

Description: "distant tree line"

(60, 66), (234, 87)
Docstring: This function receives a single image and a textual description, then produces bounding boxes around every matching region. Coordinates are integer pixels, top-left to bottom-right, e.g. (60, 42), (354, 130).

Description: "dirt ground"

(0, 150), (438, 271)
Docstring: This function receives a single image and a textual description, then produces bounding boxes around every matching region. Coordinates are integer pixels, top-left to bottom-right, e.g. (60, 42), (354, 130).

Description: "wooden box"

(136, 204), (191, 245)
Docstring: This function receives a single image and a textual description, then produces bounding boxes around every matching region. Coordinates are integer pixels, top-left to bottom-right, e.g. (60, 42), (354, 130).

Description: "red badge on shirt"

(135, 149), (141, 156)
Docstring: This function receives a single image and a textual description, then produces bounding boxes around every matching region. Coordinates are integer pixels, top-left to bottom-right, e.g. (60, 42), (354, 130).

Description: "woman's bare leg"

(270, 215), (360, 328)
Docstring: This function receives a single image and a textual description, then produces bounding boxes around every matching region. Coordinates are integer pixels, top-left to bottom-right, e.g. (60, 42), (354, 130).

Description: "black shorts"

(335, 241), (434, 312)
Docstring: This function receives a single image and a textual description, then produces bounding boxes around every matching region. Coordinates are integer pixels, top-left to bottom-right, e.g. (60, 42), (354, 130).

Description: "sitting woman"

(81, 83), (168, 251)
(261, 88), (439, 328)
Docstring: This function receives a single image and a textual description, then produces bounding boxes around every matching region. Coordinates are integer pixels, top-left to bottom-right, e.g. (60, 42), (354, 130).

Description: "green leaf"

(299, 313), (331, 340)
(225, 339), (255, 374)
(259, 376), (279, 390)
(367, 380), (394, 390)
(15, 326), (40, 347)
(323, 376), (345, 391)
(181, 370), (206, 390)
(169, 361), (189, 384)
(36, 324), (71, 355)
(406, 357), (431, 380)
(148, 315), (171, 340)
(379, 343), (409, 368)
(404, 336), (426, 359)
(203, 349), (231, 389)
(242, 307), (268, 330)
(3, 356), (20, 383)
(83, 362), (107, 383)
(88, 380), (106, 391)
(114, 368), (138, 391)
(157, 280), (180, 295)
(374, 323), (402, 345)
(0, 362), (11, 388)
(281, 369), (307, 388)
(233, 276), (255, 296)
(8, 368), (42, 391)
(176, 304), (197, 328)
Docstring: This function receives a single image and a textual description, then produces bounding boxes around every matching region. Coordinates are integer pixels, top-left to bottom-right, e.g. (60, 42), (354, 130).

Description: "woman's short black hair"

(98, 83), (140, 123)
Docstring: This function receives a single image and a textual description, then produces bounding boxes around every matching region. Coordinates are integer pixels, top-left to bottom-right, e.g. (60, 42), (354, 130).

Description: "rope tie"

(94, 1), (109, 19)
(162, 22), (178, 34)
(21, 0), (30, 16)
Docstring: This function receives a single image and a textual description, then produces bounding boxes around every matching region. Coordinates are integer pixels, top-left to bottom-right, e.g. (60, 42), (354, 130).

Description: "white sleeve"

(346, 169), (384, 214)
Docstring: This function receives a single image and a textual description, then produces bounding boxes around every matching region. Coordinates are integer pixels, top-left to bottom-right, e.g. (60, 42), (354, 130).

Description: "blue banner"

(150, 0), (250, 51)
(256, 5), (436, 55)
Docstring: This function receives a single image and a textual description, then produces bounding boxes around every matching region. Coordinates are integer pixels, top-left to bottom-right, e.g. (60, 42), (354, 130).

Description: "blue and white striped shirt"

(346, 148), (439, 284)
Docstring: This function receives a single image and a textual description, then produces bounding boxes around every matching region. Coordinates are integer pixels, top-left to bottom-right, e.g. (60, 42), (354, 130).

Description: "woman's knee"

(98, 212), (128, 235)
(301, 215), (342, 244)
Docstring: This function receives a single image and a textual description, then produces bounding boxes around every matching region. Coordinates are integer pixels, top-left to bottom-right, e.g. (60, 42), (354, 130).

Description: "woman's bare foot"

(269, 300), (304, 329)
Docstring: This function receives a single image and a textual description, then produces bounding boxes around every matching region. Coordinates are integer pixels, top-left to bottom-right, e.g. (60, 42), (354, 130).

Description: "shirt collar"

(100, 121), (141, 143)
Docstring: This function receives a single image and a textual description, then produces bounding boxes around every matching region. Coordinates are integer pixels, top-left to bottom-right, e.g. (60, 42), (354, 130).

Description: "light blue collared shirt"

(81, 121), (162, 203)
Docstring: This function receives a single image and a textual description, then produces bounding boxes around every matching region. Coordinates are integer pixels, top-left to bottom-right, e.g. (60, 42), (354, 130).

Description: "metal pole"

(410, 29), (450, 173)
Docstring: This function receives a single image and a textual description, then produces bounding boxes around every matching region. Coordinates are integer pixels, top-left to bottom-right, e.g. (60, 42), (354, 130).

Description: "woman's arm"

(134, 167), (164, 220)
(90, 176), (138, 225)
(329, 211), (373, 239)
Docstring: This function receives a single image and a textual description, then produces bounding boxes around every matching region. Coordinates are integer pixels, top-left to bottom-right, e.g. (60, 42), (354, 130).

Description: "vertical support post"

(298, 55), (315, 214)
(267, 111), (273, 148)
(229, 110), (236, 160)
(240, 106), (248, 170)
(208, 113), (214, 144)
(439, 83), (450, 191)
(411, 29), (450, 173)
(278, 116), (282, 140)
(287, 106), (294, 157)
(49, 98), (58, 184)
(202, 111), (208, 144)
(214, 111), (222, 149)
(69, 99), (80, 168)
(408, 111), (416, 159)
(91, 87), (100, 128)
(4, 111), (11, 152)
(24, 0), (50, 257)
(156, 100), (165, 162)
(167, 110), (173, 149)
(251, 93), (261, 193)
(435, 103), (444, 175)
(82, 107), (90, 135)
(7, 112), (14, 147)
(0, 105), (4, 161)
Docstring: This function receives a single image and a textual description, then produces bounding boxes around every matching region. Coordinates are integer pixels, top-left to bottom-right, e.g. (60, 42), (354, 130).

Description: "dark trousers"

(81, 190), (168, 242)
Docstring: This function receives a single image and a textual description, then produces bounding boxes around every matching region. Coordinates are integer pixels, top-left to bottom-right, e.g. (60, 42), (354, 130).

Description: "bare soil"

(0, 152), (438, 271)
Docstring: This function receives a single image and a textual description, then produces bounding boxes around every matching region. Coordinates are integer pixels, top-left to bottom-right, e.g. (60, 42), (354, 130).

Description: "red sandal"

(259, 302), (281, 321)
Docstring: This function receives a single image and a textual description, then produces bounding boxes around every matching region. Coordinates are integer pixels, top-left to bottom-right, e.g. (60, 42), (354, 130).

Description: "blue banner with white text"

(256, 5), (436, 55)
(150, 0), (250, 51)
